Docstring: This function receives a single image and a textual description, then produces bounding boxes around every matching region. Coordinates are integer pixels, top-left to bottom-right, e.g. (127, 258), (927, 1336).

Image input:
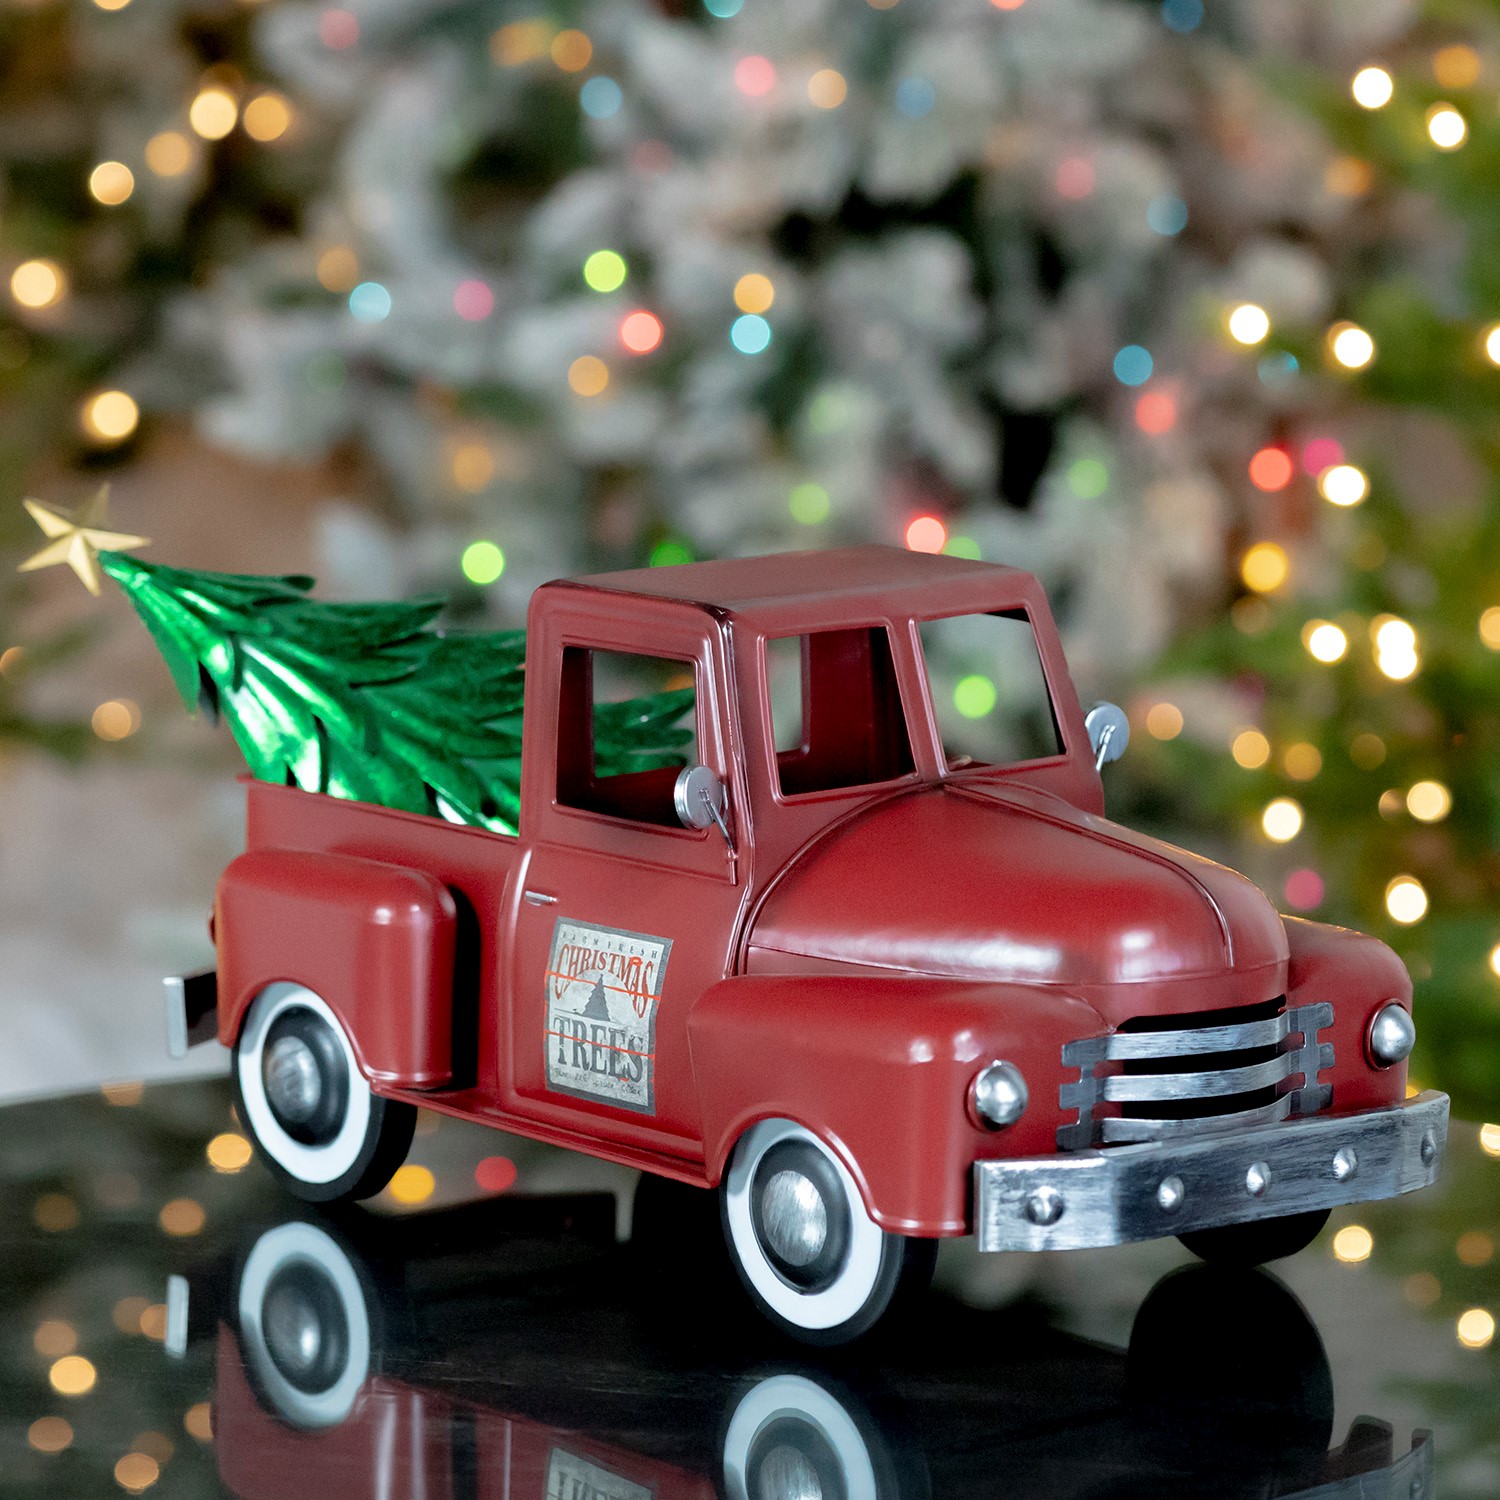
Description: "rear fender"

(688, 977), (1106, 1236)
(216, 848), (457, 1088)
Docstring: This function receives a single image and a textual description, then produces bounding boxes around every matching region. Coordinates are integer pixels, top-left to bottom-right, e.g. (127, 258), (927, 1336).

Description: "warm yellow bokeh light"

(1329, 322), (1375, 370)
(1303, 621), (1348, 663)
(1373, 616), (1420, 681)
(33, 1320), (78, 1357)
(81, 390), (140, 444)
(1427, 105), (1467, 150)
(92, 699), (140, 741)
(1351, 66), (1394, 109)
(1457, 1308), (1495, 1350)
(1262, 797), (1303, 844)
(567, 355), (609, 396)
(808, 68), (848, 109)
(734, 273), (775, 315)
(1332, 1224), (1373, 1263)
(189, 87), (238, 141)
(1433, 44), (1481, 89)
(206, 1132), (253, 1172)
(1226, 303), (1269, 345)
(184, 1403), (214, 1442)
(387, 1164), (436, 1204)
(49, 1356), (97, 1396)
(1384, 875), (1428, 925)
(316, 246), (360, 293)
(145, 132), (195, 178)
(1145, 702), (1183, 740)
(1230, 728), (1270, 770)
(93, 0), (132, 9)
(11, 259), (66, 310)
(27, 1416), (73, 1453)
(114, 1452), (160, 1494)
(1318, 464), (1368, 507)
(1240, 541), (1289, 593)
(452, 443), (495, 492)
(550, 29), (593, 71)
(243, 92), (293, 143)
(89, 161), (135, 206)
(1484, 324), (1500, 367)
(159, 1198), (206, 1236)
(1284, 742), (1322, 781)
(1479, 606), (1500, 649)
(1481, 1123), (1500, 1157)
(1406, 780), (1452, 823)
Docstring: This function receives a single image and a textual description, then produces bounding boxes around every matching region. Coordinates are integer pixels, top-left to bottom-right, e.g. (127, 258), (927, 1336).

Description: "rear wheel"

(233, 983), (415, 1203)
(721, 1119), (935, 1346)
(1178, 1209), (1330, 1268)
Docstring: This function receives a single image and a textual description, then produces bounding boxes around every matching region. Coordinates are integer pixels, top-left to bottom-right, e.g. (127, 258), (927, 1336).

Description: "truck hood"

(747, 780), (1289, 1022)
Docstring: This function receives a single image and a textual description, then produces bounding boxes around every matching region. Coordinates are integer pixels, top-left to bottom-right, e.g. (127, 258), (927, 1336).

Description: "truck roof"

(561, 546), (1038, 626)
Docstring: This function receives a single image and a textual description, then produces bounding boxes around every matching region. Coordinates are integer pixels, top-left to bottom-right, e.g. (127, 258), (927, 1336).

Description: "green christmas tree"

(98, 550), (692, 835)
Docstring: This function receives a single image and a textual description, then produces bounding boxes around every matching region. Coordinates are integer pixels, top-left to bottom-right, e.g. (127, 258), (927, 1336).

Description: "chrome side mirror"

(1084, 702), (1130, 772)
(673, 764), (732, 847)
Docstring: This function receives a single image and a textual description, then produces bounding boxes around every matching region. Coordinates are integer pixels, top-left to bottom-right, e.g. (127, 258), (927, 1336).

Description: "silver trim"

(523, 889), (558, 906)
(164, 970), (218, 1060)
(976, 1090), (1448, 1253)
(165, 1275), (190, 1359)
(1285, 1427), (1432, 1500)
(1058, 1002), (1334, 1149)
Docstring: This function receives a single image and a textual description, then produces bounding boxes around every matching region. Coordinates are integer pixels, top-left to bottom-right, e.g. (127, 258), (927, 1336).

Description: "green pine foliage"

(99, 551), (692, 835)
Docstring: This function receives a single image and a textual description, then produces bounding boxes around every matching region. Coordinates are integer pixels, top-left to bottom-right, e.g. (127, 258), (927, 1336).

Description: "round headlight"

(1367, 1002), (1416, 1068)
(971, 1061), (1028, 1130)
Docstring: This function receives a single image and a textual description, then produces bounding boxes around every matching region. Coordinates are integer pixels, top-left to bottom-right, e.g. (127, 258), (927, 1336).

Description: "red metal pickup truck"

(166, 546), (1447, 1343)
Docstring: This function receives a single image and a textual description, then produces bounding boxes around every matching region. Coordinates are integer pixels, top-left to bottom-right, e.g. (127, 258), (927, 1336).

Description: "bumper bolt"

(1156, 1176), (1185, 1213)
(1245, 1162), (1272, 1198)
(1023, 1187), (1065, 1227)
(1421, 1131), (1437, 1166)
(1332, 1147), (1358, 1182)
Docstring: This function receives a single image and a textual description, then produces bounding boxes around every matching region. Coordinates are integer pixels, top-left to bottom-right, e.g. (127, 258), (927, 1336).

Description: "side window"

(918, 611), (1062, 769)
(765, 627), (914, 797)
(556, 648), (698, 827)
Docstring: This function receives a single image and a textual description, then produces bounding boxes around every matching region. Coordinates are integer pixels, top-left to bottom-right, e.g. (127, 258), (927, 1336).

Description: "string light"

(1328, 322), (1375, 369)
(92, 700), (140, 740)
(1351, 66), (1394, 109)
(159, 1198), (205, 1236)
(1262, 798), (1303, 843)
(1054, 157), (1095, 200)
(316, 247), (359, 293)
(89, 161), (134, 205)
(808, 69), (848, 109)
(1145, 702), (1184, 740)
(1457, 1231), (1493, 1267)
(1384, 876), (1428, 925)
(1284, 743), (1322, 780)
(730, 313), (771, 354)
(1373, 616), (1419, 680)
(905, 515), (947, 553)
(1457, 1309), (1495, 1350)
(1433, 44), (1481, 89)
(1480, 607), (1500, 649)
(1332, 1224), (1373, 1262)
(620, 310), (663, 353)
(945, 535), (981, 559)
(93, 0), (131, 9)
(348, 281), (391, 322)
(1483, 324), (1500, 366)
(733, 273), (775, 314)
(1318, 463), (1368, 507)
(461, 541), (505, 584)
(184, 1405), (213, 1442)
(144, 132), (194, 177)
(1482, 1123), (1500, 1157)
(34, 1320), (77, 1357)
(114, 1453), (160, 1494)
(1427, 105), (1467, 150)
(583, 250), (627, 293)
(10, 259), (66, 310)
(651, 539), (693, 566)
(243, 92), (293, 142)
(49, 1356), (97, 1396)
(1231, 728), (1270, 769)
(81, 390), (139, 444)
(735, 56), (777, 98)
(1406, 780), (1452, 822)
(1240, 541), (1289, 593)
(188, 87), (238, 141)
(1248, 446), (1294, 491)
(568, 356), (609, 396)
(1227, 303), (1270, 345)
(1146, 194), (1188, 236)
(206, 1132), (252, 1172)
(1302, 621), (1348, 663)
(27, 1417), (73, 1454)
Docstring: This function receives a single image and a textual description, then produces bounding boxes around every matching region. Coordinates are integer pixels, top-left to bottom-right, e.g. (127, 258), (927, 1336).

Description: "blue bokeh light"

(703, 0), (743, 14)
(1161, 0), (1204, 32)
(348, 281), (392, 322)
(1146, 194), (1189, 236)
(730, 314), (772, 354)
(1258, 351), (1300, 387)
(1113, 345), (1153, 386)
(580, 77), (624, 119)
(895, 77), (936, 119)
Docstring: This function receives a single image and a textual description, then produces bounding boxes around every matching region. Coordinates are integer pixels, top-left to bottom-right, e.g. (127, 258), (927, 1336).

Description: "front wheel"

(233, 983), (415, 1203)
(1178, 1209), (1331, 1268)
(721, 1119), (936, 1345)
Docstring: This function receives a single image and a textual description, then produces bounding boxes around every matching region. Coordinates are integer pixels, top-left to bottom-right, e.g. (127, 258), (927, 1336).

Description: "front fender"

(216, 848), (457, 1088)
(687, 977), (1105, 1237)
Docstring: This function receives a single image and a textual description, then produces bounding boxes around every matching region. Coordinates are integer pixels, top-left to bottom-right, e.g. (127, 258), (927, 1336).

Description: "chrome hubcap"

(759, 1169), (829, 1268)
(265, 1036), (323, 1124)
(757, 1445), (823, 1500)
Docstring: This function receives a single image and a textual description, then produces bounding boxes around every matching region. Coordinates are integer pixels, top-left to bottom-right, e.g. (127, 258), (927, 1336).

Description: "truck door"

(506, 609), (744, 1156)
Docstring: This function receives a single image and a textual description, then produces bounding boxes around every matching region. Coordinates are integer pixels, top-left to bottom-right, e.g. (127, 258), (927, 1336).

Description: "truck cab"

(177, 547), (1448, 1343)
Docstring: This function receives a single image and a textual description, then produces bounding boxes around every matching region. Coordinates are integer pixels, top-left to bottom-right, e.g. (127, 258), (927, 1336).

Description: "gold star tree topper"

(18, 487), (149, 596)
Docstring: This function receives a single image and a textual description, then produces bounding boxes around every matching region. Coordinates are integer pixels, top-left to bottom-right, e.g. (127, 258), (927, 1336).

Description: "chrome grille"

(1057, 1001), (1333, 1150)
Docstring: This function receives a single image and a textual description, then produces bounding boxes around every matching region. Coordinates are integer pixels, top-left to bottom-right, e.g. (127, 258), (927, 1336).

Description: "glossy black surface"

(3, 1080), (1496, 1497)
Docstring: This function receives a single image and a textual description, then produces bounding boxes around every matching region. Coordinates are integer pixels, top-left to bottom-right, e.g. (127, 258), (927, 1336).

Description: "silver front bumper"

(975, 1091), (1448, 1253)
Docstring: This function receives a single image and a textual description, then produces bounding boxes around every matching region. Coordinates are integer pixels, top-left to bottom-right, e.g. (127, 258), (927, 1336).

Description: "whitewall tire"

(233, 983), (415, 1203)
(721, 1119), (935, 1345)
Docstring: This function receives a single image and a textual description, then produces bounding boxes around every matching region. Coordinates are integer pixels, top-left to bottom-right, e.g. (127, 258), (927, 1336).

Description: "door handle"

(523, 889), (558, 907)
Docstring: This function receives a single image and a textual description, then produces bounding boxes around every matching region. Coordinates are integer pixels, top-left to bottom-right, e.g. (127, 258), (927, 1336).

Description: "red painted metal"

(208, 546), (1421, 1236)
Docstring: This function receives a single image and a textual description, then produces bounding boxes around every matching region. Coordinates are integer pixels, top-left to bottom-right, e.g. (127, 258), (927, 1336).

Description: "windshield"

(917, 611), (1062, 769)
